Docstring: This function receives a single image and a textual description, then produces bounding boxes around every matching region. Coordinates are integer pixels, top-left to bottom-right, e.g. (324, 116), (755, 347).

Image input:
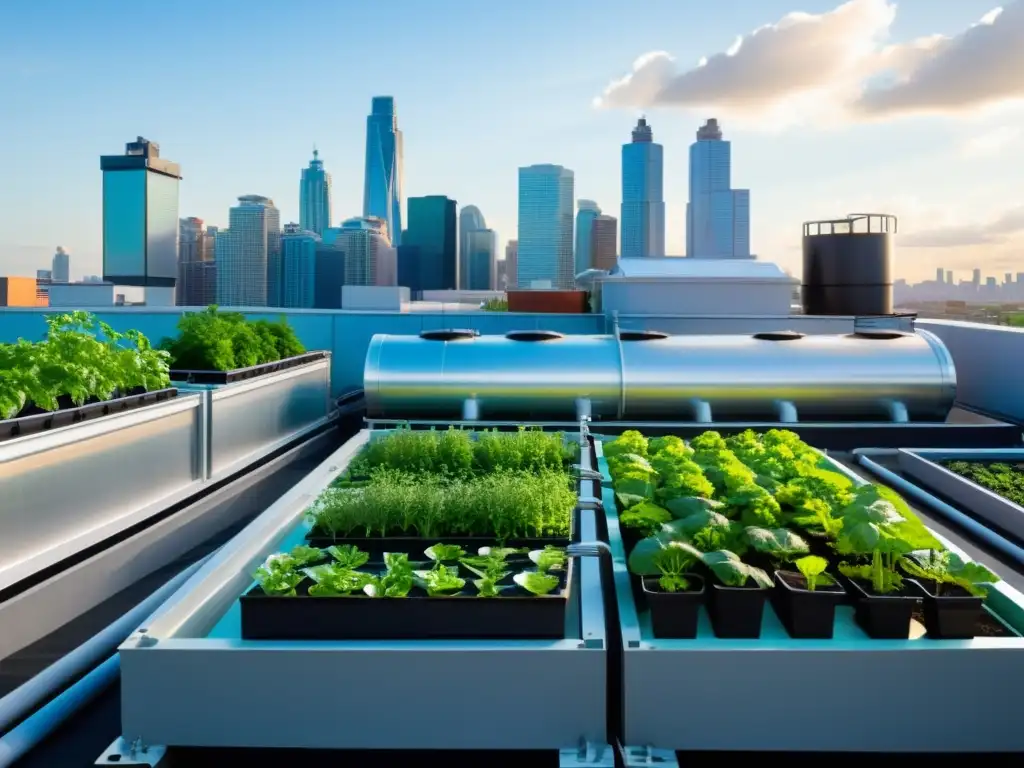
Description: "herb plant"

(159, 305), (305, 371)
(899, 550), (1000, 597)
(651, 545), (695, 592)
(364, 553), (415, 597)
(305, 564), (372, 596)
(944, 460), (1024, 507)
(793, 555), (835, 591)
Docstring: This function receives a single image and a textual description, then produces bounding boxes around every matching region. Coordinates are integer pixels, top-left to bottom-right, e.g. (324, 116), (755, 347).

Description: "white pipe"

(0, 552), (213, 763)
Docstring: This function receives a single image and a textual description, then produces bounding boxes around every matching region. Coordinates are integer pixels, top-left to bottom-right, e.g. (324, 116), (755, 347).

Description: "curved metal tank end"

(915, 327), (958, 416)
(363, 334), (386, 417)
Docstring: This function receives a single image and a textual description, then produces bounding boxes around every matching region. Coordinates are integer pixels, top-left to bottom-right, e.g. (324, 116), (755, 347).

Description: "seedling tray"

(169, 350), (328, 385)
(304, 534), (572, 556)
(239, 554), (573, 641)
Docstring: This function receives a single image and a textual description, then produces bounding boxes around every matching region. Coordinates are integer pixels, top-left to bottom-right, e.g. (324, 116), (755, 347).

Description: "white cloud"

(960, 125), (1022, 158)
(900, 206), (1024, 248)
(594, 0), (1024, 123)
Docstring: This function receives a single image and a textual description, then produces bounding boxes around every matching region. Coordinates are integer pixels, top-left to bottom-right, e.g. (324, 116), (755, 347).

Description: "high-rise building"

(281, 223), (321, 308)
(458, 205), (486, 289)
(337, 216), (395, 288)
(496, 259), (507, 290)
(51, 247), (70, 283)
(315, 228), (346, 310)
(621, 118), (665, 260)
(517, 165), (574, 289)
(100, 136), (182, 302)
(300, 149), (332, 237)
(505, 240), (518, 289)
(177, 217), (216, 306)
(465, 228), (497, 290)
(363, 96), (404, 247)
(405, 196), (457, 290)
(591, 214), (618, 272)
(685, 119), (751, 259)
(215, 195), (281, 307)
(935, 267), (944, 283)
(575, 200), (601, 275)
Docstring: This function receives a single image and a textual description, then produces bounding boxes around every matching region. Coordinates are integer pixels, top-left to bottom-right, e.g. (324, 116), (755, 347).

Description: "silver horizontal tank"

(363, 328), (957, 423)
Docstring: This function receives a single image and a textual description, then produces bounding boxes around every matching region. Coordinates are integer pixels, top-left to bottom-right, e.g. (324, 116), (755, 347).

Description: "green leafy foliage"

(944, 460), (1024, 507)
(652, 545), (695, 592)
(900, 550), (1000, 597)
(415, 565), (466, 596)
(305, 563), (373, 596)
(326, 544), (370, 569)
(604, 429), (649, 459)
(674, 542), (773, 588)
(425, 543), (466, 563)
(364, 553), (415, 598)
(744, 526), (810, 563)
(514, 571), (560, 595)
(619, 501), (672, 537)
(158, 305), (305, 371)
(0, 311), (170, 419)
(530, 545), (567, 573)
(793, 555), (834, 591)
(288, 545), (325, 568)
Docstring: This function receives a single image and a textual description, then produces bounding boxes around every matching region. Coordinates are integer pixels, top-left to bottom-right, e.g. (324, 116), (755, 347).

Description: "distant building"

(458, 205), (486, 289)
(51, 247), (70, 283)
(397, 244), (424, 297)
(591, 214), (618, 272)
(215, 195), (281, 307)
(100, 136), (181, 303)
(686, 119), (751, 259)
(48, 281), (116, 308)
(300, 149), (332, 237)
(177, 217), (216, 306)
(465, 228), (497, 290)
(281, 223), (320, 308)
(337, 216), (395, 287)
(517, 164), (574, 289)
(363, 97), (404, 246)
(621, 118), (665, 259)
(315, 227), (346, 309)
(405, 196), (457, 290)
(575, 200), (601, 274)
(0, 277), (45, 307)
(505, 240), (518, 289)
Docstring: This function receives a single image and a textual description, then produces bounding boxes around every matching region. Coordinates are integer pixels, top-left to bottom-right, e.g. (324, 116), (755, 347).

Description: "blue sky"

(1, 0), (1022, 282)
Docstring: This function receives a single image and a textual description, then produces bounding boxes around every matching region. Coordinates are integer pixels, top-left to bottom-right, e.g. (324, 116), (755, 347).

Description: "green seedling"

(514, 571), (560, 595)
(900, 550), (1000, 597)
(326, 544), (369, 569)
(793, 555), (835, 591)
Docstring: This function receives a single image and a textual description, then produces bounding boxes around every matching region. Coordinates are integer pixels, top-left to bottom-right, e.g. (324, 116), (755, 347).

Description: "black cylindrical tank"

(802, 213), (895, 316)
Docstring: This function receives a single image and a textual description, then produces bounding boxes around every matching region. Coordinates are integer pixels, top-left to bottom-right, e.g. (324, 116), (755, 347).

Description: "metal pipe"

(0, 552), (213, 759)
(853, 454), (1024, 567)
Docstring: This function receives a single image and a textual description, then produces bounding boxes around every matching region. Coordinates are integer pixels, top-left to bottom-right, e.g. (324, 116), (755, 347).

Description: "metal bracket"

(620, 744), (679, 767)
(461, 397), (480, 421)
(775, 399), (798, 423)
(95, 736), (167, 766)
(572, 465), (604, 482)
(577, 495), (604, 511)
(886, 399), (909, 423)
(690, 399), (713, 424)
(566, 541), (611, 559)
(559, 739), (616, 767)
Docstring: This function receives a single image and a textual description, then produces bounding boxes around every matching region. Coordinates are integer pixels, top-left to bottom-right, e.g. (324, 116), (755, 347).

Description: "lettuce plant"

(514, 571), (560, 595)
(793, 555), (835, 591)
(899, 550), (999, 597)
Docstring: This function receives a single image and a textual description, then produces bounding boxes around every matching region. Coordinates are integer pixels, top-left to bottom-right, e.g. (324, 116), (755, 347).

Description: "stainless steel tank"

(363, 328), (957, 423)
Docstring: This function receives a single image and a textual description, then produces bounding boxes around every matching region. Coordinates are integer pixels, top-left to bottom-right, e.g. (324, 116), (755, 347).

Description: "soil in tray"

(241, 557), (571, 641)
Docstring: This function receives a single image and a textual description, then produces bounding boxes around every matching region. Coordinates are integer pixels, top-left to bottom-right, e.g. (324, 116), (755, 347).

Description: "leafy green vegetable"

(514, 571), (560, 595)
(944, 461), (1024, 507)
(304, 564), (372, 596)
(793, 555), (834, 591)
(288, 545), (324, 568)
(620, 501), (672, 537)
(529, 546), (567, 573)
(415, 565), (466, 596)
(364, 552), (414, 597)
(744, 526), (810, 563)
(674, 542), (772, 588)
(900, 550), (1000, 597)
(604, 430), (648, 459)
(254, 561), (304, 596)
(652, 545), (695, 592)
(425, 543), (466, 563)
(326, 544), (369, 569)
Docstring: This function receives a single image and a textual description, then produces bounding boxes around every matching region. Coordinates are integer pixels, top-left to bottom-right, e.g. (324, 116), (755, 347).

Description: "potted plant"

(743, 525), (810, 574)
(640, 545), (705, 639)
(674, 542), (772, 638)
(772, 555), (846, 638)
(900, 550), (1000, 639)
(619, 500), (671, 554)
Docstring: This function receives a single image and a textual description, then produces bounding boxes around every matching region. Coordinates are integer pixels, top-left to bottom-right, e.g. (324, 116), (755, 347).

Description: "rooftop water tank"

(802, 213), (895, 316)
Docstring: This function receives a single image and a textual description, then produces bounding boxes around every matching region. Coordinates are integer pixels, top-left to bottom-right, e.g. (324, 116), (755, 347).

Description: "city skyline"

(1, 0), (1023, 283)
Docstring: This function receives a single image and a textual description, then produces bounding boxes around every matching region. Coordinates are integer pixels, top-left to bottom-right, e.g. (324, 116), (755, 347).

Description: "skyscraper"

(281, 223), (320, 308)
(620, 118), (665, 260)
(465, 228), (497, 290)
(363, 97), (404, 247)
(405, 196), (458, 291)
(505, 240), (518, 289)
(517, 164), (574, 289)
(51, 246), (70, 283)
(215, 195), (280, 307)
(458, 205), (486, 289)
(575, 200), (601, 275)
(338, 216), (395, 288)
(100, 136), (181, 303)
(299, 149), (332, 237)
(591, 214), (618, 272)
(685, 119), (751, 259)
(177, 217), (216, 305)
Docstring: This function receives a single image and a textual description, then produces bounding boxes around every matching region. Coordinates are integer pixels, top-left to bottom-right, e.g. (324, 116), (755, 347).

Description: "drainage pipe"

(851, 449), (1024, 567)
(0, 552), (214, 764)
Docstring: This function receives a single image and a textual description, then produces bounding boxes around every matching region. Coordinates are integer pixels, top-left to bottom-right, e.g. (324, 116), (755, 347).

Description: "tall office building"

(620, 118), (665, 260)
(338, 216), (395, 288)
(215, 195), (280, 307)
(281, 223), (320, 308)
(100, 136), (182, 304)
(299, 149), (332, 237)
(575, 200), (601, 275)
(51, 247), (70, 283)
(591, 214), (618, 272)
(517, 165), (574, 289)
(177, 217), (216, 305)
(405, 196), (458, 291)
(685, 119), (751, 259)
(315, 227), (346, 309)
(465, 228), (497, 290)
(363, 96), (404, 247)
(458, 205), (486, 289)
(505, 240), (518, 289)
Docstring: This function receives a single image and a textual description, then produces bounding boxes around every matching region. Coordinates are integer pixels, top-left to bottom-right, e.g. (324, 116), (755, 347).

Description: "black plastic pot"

(641, 575), (705, 639)
(910, 579), (984, 640)
(772, 570), (845, 639)
(708, 582), (769, 639)
(846, 577), (921, 639)
(619, 526), (644, 556)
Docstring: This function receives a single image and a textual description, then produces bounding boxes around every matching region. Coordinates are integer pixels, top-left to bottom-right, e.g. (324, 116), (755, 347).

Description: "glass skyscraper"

(685, 119), (751, 259)
(51, 247), (70, 283)
(338, 216), (395, 288)
(215, 195), (281, 307)
(363, 97), (404, 247)
(517, 164), (574, 289)
(465, 228), (497, 290)
(281, 223), (320, 308)
(299, 149), (332, 237)
(620, 119), (665, 259)
(405, 196), (457, 290)
(458, 205), (486, 289)
(574, 200), (601, 275)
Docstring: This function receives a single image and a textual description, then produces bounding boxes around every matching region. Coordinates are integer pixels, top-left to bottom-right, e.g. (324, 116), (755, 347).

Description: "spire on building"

(696, 118), (723, 141)
(631, 117), (653, 143)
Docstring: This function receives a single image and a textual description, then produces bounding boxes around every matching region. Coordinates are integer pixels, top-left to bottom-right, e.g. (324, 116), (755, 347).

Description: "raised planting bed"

(159, 305), (322, 384)
(898, 448), (1024, 543)
(0, 310), (175, 441)
(239, 541), (572, 640)
(596, 430), (1024, 755)
(304, 426), (579, 553)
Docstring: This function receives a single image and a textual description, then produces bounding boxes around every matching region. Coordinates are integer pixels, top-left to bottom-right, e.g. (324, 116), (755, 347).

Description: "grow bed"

(898, 448), (1024, 543)
(115, 428), (610, 756)
(0, 387), (178, 441)
(596, 432), (1024, 755)
(170, 350), (329, 385)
